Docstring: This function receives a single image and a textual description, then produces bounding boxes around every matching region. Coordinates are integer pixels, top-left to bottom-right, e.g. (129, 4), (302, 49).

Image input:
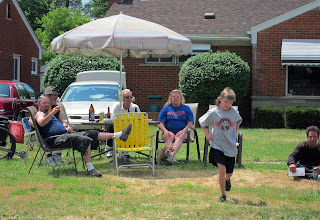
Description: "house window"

(145, 43), (211, 64)
(13, 55), (20, 81)
(146, 56), (175, 63)
(176, 55), (191, 63)
(287, 66), (320, 96)
(6, 2), (11, 19)
(31, 58), (38, 75)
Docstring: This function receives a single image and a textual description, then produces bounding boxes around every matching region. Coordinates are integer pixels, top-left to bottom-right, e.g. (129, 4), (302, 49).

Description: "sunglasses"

(124, 96), (133, 99)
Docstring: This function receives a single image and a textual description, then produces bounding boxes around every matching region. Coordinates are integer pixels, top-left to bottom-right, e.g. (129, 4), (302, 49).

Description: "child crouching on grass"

(199, 87), (242, 202)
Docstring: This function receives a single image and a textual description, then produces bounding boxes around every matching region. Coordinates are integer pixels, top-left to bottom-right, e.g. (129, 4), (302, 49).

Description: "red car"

(0, 80), (37, 120)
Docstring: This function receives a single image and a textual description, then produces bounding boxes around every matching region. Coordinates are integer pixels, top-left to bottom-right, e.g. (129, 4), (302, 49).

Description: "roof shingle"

(107, 0), (315, 36)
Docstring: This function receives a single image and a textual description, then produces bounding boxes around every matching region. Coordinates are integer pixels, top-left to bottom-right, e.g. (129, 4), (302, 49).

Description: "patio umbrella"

(50, 11), (192, 89)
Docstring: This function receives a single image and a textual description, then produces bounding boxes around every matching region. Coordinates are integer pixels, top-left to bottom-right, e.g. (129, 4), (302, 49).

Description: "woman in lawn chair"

(157, 89), (194, 163)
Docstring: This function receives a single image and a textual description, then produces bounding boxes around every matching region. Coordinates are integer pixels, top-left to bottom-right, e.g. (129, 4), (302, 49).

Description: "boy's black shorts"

(209, 148), (235, 174)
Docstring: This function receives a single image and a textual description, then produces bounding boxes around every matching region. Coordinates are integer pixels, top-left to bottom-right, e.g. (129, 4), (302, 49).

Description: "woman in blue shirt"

(158, 89), (194, 162)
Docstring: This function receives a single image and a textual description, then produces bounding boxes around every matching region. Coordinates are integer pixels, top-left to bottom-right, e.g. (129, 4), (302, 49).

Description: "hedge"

(284, 106), (320, 129)
(43, 55), (122, 95)
(253, 107), (284, 128)
(179, 51), (250, 110)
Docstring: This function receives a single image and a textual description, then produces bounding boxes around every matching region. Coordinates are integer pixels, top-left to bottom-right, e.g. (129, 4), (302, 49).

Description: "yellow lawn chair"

(113, 112), (155, 176)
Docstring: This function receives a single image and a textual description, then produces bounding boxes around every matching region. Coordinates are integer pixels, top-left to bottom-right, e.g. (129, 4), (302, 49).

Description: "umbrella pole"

(120, 49), (123, 113)
(120, 49), (123, 90)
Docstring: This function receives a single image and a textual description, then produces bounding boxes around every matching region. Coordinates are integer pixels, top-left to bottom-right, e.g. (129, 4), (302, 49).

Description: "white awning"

(281, 39), (320, 66)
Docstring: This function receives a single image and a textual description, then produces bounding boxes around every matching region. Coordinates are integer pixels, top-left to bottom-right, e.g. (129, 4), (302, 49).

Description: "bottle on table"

(89, 104), (95, 122)
(106, 107), (111, 119)
(312, 167), (318, 181)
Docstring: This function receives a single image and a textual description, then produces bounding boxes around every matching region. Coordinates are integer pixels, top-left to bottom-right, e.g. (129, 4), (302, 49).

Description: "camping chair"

(113, 112), (155, 176)
(155, 103), (200, 162)
(22, 117), (38, 161)
(203, 105), (243, 168)
(26, 106), (81, 174)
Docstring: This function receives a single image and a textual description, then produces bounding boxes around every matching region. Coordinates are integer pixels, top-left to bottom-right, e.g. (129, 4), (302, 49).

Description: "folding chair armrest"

(25, 130), (36, 136)
(156, 128), (161, 140)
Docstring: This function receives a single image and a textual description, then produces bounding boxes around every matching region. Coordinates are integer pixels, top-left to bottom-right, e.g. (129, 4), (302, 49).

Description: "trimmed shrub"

(179, 51), (250, 110)
(253, 107), (284, 128)
(43, 55), (122, 94)
(284, 106), (320, 129)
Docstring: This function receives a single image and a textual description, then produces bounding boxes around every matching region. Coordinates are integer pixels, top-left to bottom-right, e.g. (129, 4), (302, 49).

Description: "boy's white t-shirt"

(199, 106), (242, 157)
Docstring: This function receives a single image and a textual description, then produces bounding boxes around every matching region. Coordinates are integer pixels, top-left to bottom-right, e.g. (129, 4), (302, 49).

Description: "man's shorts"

(52, 130), (99, 155)
(209, 148), (235, 174)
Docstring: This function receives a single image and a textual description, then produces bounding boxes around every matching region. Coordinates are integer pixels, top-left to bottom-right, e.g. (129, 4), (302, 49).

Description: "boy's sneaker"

(102, 147), (113, 158)
(106, 150), (113, 158)
(124, 152), (130, 158)
(226, 179), (231, 191)
(120, 124), (132, 142)
(86, 169), (102, 177)
(219, 194), (227, 202)
(45, 155), (56, 165)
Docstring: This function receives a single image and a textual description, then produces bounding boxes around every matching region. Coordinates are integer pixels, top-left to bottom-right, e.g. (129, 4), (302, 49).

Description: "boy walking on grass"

(199, 87), (242, 202)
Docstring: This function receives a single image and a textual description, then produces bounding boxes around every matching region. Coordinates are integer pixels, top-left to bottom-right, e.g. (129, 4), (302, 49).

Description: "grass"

(0, 127), (319, 219)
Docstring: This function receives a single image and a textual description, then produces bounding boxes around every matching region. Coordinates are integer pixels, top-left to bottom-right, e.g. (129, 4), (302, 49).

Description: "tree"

(43, 55), (123, 94)
(35, 7), (90, 64)
(35, 8), (90, 50)
(18, 0), (55, 31)
(83, 0), (108, 19)
(179, 51), (250, 110)
(55, 0), (83, 10)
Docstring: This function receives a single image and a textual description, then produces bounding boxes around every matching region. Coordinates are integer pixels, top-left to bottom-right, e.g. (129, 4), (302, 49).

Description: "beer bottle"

(107, 107), (111, 118)
(89, 104), (95, 121)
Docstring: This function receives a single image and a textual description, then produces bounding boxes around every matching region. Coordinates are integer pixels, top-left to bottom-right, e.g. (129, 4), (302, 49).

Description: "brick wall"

(122, 46), (253, 126)
(253, 10), (320, 97)
(0, 0), (40, 92)
(123, 57), (181, 112)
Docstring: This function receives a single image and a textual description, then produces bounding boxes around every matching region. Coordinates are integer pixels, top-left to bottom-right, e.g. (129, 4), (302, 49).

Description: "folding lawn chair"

(155, 103), (200, 162)
(26, 106), (83, 174)
(113, 112), (155, 176)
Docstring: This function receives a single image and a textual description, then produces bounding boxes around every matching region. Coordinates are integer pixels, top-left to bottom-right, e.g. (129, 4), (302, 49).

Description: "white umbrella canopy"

(50, 12), (192, 58)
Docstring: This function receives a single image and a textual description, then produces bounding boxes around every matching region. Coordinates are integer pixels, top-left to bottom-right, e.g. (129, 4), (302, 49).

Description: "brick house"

(105, 0), (320, 126)
(0, 0), (43, 92)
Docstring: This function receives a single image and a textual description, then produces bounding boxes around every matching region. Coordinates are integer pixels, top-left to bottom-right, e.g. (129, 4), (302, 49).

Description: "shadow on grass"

(100, 159), (219, 179)
(44, 154), (219, 179)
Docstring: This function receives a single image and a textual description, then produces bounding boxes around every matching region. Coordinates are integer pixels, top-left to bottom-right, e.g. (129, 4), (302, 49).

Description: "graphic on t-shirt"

(167, 111), (186, 119)
(215, 118), (235, 131)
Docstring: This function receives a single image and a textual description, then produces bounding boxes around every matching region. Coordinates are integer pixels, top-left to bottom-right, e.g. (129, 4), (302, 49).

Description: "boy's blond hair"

(215, 87), (236, 106)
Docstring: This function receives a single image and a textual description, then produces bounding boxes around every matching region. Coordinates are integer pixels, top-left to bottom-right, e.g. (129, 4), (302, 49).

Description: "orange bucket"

(9, 121), (25, 144)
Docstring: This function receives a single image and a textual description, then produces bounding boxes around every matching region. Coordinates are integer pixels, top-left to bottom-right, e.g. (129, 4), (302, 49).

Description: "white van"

(76, 70), (126, 89)
(60, 70), (126, 130)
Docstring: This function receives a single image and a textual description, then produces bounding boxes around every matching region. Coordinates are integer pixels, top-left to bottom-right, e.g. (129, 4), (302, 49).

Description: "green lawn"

(0, 128), (319, 219)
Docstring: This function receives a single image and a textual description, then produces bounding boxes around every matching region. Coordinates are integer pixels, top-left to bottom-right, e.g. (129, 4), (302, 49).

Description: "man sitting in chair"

(105, 89), (140, 158)
(43, 86), (65, 165)
(287, 126), (320, 179)
(34, 95), (132, 177)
